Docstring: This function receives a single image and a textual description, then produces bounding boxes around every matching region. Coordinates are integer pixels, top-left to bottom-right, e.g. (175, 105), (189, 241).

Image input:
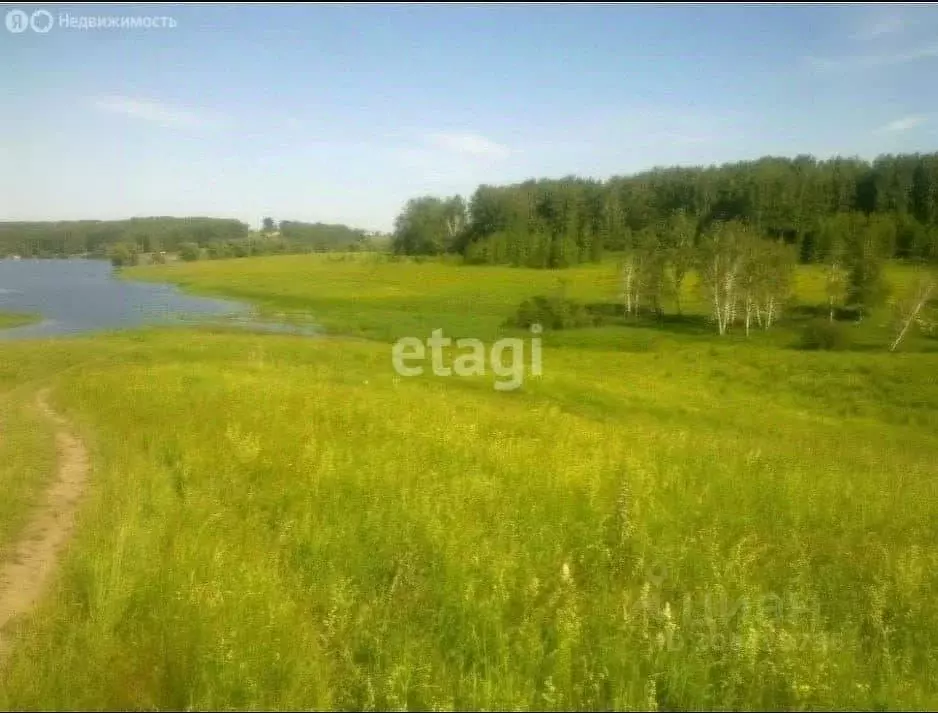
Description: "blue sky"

(4, 3), (938, 231)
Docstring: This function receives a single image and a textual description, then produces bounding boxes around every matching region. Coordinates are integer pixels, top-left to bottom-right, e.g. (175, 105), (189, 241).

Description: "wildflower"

(644, 677), (658, 712)
(663, 601), (677, 642)
(617, 478), (635, 543)
(561, 562), (573, 585)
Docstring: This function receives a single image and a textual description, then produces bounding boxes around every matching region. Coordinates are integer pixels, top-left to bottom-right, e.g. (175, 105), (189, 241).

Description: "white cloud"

(425, 132), (510, 160)
(805, 43), (938, 72)
(877, 115), (927, 133)
(92, 96), (221, 129)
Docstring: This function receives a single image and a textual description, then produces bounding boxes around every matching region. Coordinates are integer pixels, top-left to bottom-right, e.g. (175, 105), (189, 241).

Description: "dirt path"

(0, 388), (89, 664)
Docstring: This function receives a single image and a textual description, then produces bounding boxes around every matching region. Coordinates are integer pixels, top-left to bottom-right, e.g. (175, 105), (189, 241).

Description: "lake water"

(0, 258), (266, 340)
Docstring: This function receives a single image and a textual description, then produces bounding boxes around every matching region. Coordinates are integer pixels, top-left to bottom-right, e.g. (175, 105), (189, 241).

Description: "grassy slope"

(0, 255), (935, 709)
(0, 311), (40, 330)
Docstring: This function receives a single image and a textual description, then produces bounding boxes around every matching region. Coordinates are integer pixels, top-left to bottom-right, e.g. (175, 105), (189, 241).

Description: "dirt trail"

(0, 388), (89, 664)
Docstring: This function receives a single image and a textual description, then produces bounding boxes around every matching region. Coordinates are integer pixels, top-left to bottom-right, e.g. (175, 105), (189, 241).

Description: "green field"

(124, 253), (935, 349)
(0, 255), (936, 710)
(0, 311), (40, 330)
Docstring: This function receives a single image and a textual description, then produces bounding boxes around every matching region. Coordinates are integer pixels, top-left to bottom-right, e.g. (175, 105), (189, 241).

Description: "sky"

(3, 2), (938, 232)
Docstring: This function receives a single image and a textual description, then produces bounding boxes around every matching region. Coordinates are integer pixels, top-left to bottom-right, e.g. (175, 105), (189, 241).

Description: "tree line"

(391, 152), (938, 267)
(0, 218), (249, 258)
(623, 213), (936, 350)
(277, 220), (383, 252)
(503, 211), (935, 349)
(0, 217), (386, 262)
(632, 214), (879, 335)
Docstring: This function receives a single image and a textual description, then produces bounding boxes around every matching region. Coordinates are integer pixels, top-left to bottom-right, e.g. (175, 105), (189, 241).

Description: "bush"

(584, 302), (626, 319)
(206, 242), (233, 260)
(799, 319), (852, 351)
(506, 295), (596, 331)
(179, 242), (201, 262)
(108, 242), (139, 267)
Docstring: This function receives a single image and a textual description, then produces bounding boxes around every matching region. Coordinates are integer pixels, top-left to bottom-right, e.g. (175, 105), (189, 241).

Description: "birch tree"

(756, 241), (796, 330)
(697, 220), (748, 336)
(619, 228), (655, 316)
(619, 252), (639, 316)
(617, 225), (673, 318)
(825, 244), (849, 322)
(639, 226), (671, 318)
(735, 237), (794, 336)
(889, 267), (937, 352)
(739, 235), (763, 337)
(618, 223), (640, 316)
(665, 210), (697, 315)
(643, 249), (671, 318)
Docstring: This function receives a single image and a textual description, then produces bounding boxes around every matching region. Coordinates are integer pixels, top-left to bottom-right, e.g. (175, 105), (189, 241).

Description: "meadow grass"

(0, 388), (56, 563)
(0, 311), (40, 330)
(0, 256), (935, 709)
(125, 254), (932, 350)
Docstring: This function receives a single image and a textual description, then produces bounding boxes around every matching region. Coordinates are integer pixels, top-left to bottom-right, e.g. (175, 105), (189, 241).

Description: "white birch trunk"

(891, 283), (935, 352)
(712, 257), (723, 334)
(745, 294), (752, 337)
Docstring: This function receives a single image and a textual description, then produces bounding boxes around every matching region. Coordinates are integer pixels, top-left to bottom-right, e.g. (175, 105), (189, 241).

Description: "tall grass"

(0, 256), (935, 709)
(0, 389), (55, 560)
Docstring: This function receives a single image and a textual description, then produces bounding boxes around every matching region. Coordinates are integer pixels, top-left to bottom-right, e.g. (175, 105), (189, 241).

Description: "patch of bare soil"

(0, 388), (89, 663)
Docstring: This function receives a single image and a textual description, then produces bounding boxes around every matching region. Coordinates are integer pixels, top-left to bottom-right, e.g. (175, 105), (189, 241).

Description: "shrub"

(108, 242), (139, 267)
(584, 302), (626, 320)
(178, 242), (201, 262)
(506, 295), (596, 330)
(206, 242), (233, 260)
(799, 319), (852, 351)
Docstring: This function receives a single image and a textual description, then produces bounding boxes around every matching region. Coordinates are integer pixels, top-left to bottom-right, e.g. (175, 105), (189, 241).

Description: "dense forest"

(6, 152), (938, 270)
(392, 153), (938, 267)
